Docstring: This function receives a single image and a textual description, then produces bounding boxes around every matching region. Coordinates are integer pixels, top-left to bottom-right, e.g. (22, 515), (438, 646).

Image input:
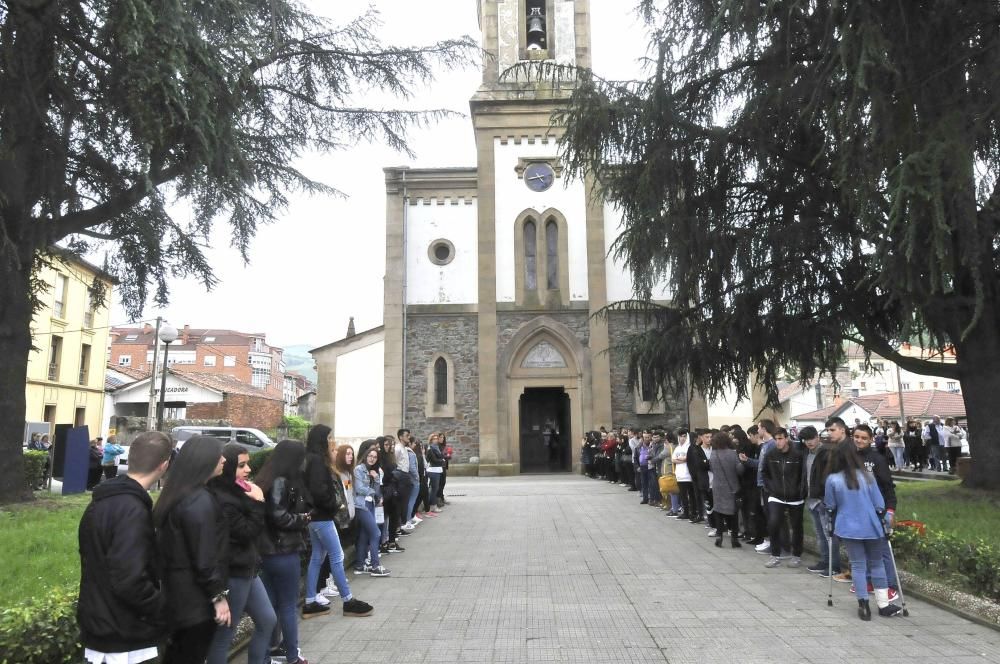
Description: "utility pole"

(146, 316), (162, 430)
(895, 362), (906, 424)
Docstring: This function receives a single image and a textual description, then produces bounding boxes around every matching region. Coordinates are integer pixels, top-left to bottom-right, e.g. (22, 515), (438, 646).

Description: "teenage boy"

(753, 420), (778, 553)
(802, 426), (841, 576)
(78, 431), (173, 663)
(762, 427), (806, 568)
(687, 429), (711, 524)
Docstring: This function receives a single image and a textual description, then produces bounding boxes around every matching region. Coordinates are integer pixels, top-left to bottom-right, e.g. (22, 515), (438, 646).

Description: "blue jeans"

(406, 477), (420, 519)
(260, 553), (302, 663)
(207, 575), (276, 664)
(890, 447), (905, 470)
(808, 504), (841, 572)
(428, 471), (442, 507)
(873, 536), (899, 589)
(306, 520), (352, 602)
(669, 492), (681, 512)
(843, 538), (887, 600)
(355, 502), (381, 569)
(928, 444), (941, 470)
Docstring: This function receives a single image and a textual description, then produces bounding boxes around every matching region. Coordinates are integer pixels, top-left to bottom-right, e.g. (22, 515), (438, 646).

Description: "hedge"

(892, 525), (1000, 603)
(22, 451), (48, 490)
(248, 448), (273, 478)
(0, 586), (80, 664)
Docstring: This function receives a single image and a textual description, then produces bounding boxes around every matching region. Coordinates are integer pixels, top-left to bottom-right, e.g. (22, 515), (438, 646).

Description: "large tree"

(0, 0), (474, 502)
(554, 0), (1000, 488)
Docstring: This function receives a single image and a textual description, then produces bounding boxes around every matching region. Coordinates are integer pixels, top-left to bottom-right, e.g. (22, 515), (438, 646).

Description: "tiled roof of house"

(793, 389), (966, 421)
(104, 365), (282, 401)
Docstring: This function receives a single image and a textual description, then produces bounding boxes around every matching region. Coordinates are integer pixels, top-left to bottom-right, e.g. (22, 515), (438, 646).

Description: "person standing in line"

(762, 427), (806, 569)
(78, 432), (172, 664)
(752, 420), (779, 553)
(100, 435), (125, 481)
(943, 418), (964, 474)
(302, 425), (374, 619)
(671, 429), (694, 520)
(921, 415), (946, 471)
(353, 445), (391, 577)
(438, 433), (452, 506)
(426, 433), (446, 513)
(687, 429), (711, 524)
(87, 438), (104, 489)
(411, 441), (433, 518)
(902, 420), (923, 470)
(206, 444), (278, 664)
(850, 422), (900, 601)
(825, 439), (902, 620)
(801, 426), (841, 577)
(886, 421), (905, 470)
(709, 432), (743, 547)
(637, 431), (652, 504)
(154, 436), (230, 664)
(394, 430), (417, 531)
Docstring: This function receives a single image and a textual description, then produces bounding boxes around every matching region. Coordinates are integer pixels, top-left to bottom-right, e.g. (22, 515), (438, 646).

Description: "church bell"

(526, 6), (546, 50)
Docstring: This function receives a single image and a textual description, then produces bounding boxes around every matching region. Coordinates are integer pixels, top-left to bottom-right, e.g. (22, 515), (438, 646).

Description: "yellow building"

(25, 249), (115, 439)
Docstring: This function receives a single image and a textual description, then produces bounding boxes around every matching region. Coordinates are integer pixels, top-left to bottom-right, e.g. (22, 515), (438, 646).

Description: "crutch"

(883, 520), (910, 617)
(825, 508), (835, 607)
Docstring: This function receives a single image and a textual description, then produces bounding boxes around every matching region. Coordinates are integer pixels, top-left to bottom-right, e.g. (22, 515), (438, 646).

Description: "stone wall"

(496, 311), (591, 358)
(607, 312), (688, 430)
(403, 314), (479, 462)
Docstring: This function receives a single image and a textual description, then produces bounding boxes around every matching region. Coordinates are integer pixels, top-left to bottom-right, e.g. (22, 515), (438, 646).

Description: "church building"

(312, 0), (709, 474)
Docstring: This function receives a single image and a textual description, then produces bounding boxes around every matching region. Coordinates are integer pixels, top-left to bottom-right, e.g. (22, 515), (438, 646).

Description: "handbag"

(658, 473), (679, 496)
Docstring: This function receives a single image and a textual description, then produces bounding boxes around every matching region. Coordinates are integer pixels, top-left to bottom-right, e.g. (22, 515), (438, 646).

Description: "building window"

(933, 381), (939, 388)
(49, 336), (63, 380)
(118, 355), (132, 367)
(125, 333), (138, 342)
(947, 381), (957, 392)
(901, 382), (910, 390)
(53, 274), (69, 319)
(425, 353), (456, 418)
(204, 355), (217, 367)
(428, 239), (456, 266)
(545, 220), (559, 290)
(79, 344), (91, 386)
(634, 367), (666, 415)
(919, 382), (925, 389)
(872, 362), (885, 371)
(43, 404), (56, 425)
(252, 337), (264, 352)
(74, 407), (86, 428)
(204, 336), (216, 342)
(860, 381), (867, 390)
(252, 367), (270, 389)
(524, 220), (537, 291)
(850, 388), (860, 397)
(224, 355), (236, 367)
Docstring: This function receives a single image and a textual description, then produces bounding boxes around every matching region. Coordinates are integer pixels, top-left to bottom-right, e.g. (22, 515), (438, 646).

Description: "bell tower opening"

(525, 0), (548, 52)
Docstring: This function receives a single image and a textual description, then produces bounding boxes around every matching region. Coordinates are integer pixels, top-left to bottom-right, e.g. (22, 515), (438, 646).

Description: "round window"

(428, 239), (455, 266)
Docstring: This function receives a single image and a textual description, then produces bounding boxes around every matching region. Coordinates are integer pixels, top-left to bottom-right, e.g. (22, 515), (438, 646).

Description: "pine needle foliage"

(554, 1), (1000, 412)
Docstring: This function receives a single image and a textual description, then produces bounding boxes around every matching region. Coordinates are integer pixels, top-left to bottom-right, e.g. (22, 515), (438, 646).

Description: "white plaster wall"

(706, 385), (756, 429)
(114, 376), (222, 404)
(334, 340), (384, 440)
(603, 202), (672, 303)
(494, 139), (589, 301)
(405, 200), (478, 305)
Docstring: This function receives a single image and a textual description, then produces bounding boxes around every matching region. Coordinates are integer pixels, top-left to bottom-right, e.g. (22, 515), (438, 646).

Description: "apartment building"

(26, 249), (115, 437)
(109, 325), (285, 400)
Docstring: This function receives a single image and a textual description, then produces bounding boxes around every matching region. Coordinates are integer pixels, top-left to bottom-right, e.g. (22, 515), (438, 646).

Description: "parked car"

(170, 426), (276, 453)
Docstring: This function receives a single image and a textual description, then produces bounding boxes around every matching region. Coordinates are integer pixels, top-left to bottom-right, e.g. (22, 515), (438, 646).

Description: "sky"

(112, 1), (653, 350)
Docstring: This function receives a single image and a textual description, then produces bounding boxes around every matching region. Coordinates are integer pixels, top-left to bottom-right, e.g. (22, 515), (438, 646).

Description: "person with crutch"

(851, 422), (900, 602)
(824, 439), (902, 620)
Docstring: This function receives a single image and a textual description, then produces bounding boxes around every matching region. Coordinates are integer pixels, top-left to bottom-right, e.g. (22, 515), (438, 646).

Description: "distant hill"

(282, 344), (318, 384)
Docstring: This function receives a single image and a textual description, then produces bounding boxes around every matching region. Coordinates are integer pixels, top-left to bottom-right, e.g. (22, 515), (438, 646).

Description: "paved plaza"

(243, 475), (1000, 663)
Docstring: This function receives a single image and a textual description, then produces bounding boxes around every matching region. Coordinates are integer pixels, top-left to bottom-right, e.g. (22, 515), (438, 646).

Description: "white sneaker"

(401, 523), (415, 531)
(411, 516), (423, 524)
(707, 529), (717, 537)
(312, 594), (330, 606)
(787, 556), (802, 568)
(755, 540), (771, 553)
(321, 583), (339, 598)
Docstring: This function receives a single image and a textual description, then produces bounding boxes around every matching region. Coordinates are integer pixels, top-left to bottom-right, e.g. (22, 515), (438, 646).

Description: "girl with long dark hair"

(256, 440), (313, 664)
(303, 425), (373, 618)
(709, 432), (744, 548)
(824, 438), (900, 620)
(378, 436), (403, 553)
(154, 436), (229, 664)
(353, 444), (390, 577)
(206, 444), (276, 664)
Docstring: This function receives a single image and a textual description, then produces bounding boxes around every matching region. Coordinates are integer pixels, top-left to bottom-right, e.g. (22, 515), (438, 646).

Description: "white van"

(170, 426), (276, 453)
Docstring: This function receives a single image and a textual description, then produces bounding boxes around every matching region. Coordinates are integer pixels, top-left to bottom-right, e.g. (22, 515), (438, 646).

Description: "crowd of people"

(76, 426), (455, 664)
(581, 417), (915, 621)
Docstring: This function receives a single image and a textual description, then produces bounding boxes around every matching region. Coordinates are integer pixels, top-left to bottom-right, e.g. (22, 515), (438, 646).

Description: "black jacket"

(209, 478), (265, 578)
(805, 444), (835, 500)
(304, 454), (341, 521)
(762, 446), (806, 502)
(859, 445), (897, 511)
(260, 476), (310, 556)
(687, 444), (711, 491)
(426, 444), (445, 469)
(157, 488), (228, 629)
(77, 476), (166, 653)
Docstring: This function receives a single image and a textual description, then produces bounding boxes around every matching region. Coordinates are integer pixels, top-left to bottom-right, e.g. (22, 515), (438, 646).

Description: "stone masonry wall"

(496, 311), (591, 359)
(607, 311), (688, 430)
(404, 314), (479, 462)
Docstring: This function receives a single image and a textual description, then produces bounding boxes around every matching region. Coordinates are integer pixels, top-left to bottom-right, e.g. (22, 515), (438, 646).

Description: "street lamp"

(156, 322), (178, 431)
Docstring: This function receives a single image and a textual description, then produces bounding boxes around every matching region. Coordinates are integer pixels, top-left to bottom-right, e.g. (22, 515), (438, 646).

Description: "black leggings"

(163, 620), (216, 664)
(677, 481), (696, 518)
(715, 512), (739, 537)
(947, 446), (961, 472)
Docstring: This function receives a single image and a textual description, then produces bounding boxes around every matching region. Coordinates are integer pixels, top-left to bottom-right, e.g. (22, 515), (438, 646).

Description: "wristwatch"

(211, 589), (230, 603)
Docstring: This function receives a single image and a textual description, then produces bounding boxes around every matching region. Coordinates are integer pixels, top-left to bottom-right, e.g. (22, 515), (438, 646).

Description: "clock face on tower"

(523, 162), (555, 192)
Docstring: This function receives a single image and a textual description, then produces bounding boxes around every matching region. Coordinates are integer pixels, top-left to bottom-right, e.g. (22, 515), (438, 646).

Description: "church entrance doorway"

(518, 387), (571, 473)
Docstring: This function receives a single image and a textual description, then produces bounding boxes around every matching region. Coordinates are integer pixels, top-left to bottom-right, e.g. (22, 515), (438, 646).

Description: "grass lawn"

(892, 479), (1000, 541)
(0, 493), (90, 609)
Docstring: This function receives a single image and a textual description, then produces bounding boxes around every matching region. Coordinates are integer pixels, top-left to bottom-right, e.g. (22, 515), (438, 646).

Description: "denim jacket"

(353, 464), (382, 509)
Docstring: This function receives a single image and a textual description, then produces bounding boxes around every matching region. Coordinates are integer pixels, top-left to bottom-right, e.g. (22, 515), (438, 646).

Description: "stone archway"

(496, 317), (591, 474)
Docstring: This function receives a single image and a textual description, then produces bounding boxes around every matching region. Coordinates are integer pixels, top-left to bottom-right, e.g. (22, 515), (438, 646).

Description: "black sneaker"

(396, 529), (412, 536)
(343, 598), (374, 617)
(878, 604), (902, 617)
(387, 542), (405, 552)
(807, 563), (827, 573)
(369, 565), (391, 577)
(301, 602), (331, 619)
(818, 569), (840, 579)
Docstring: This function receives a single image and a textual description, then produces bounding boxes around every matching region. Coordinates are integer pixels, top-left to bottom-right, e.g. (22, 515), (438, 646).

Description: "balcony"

(48, 363), (59, 381)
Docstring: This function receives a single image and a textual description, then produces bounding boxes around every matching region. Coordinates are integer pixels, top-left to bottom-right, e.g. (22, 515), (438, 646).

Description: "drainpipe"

(401, 170), (409, 427)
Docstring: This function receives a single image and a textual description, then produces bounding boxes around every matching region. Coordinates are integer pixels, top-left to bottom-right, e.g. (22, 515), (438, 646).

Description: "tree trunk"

(955, 312), (1000, 491)
(0, 254), (35, 504)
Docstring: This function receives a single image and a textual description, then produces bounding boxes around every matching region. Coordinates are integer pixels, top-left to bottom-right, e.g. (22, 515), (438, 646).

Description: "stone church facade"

(315, 0), (708, 474)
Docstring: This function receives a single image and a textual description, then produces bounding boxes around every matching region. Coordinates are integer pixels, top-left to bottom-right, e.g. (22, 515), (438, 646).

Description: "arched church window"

(524, 219), (537, 291)
(545, 220), (559, 290)
(434, 357), (448, 405)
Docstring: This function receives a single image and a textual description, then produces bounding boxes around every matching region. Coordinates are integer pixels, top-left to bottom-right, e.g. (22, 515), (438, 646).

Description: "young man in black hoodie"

(78, 431), (173, 663)
(762, 427), (806, 569)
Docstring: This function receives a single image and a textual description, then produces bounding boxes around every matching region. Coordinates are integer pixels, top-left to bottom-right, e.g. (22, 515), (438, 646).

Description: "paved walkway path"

(246, 475), (1000, 663)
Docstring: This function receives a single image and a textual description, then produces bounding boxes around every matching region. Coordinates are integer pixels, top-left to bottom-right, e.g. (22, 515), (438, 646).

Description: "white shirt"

(85, 648), (158, 664)
(672, 441), (691, 482)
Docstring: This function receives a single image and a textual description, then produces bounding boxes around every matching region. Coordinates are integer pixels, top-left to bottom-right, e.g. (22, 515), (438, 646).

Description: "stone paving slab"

(235, 475), (1000, 663)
